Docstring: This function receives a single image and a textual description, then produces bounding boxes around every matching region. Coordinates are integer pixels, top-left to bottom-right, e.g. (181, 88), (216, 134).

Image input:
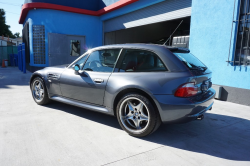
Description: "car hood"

(34, 64), (69, 76)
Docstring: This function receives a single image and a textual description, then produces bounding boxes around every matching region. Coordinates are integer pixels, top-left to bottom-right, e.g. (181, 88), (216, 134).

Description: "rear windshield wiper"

(201, 66), (207, 71)
(189, 66), (207, 71)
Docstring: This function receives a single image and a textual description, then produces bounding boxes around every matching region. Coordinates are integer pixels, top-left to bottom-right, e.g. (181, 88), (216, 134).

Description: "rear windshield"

(174, 53), (207, 71)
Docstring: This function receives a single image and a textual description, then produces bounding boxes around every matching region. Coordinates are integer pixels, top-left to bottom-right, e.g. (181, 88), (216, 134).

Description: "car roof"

(90, 43), (190, 53)
(91, 43), (165, 50)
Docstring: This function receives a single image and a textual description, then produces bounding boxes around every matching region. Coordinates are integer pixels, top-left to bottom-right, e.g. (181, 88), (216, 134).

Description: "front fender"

(30, 71), (47, 88)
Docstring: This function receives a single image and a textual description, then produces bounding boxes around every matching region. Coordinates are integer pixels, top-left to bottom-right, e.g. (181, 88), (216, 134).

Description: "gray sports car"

(30, 44), (215, 137)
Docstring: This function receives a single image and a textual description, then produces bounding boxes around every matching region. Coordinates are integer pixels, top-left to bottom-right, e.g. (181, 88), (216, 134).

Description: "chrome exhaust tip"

(197, 114), (204, 120)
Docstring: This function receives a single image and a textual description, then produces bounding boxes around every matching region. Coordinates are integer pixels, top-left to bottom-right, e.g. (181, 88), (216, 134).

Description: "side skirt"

(50, 96), (113, 116)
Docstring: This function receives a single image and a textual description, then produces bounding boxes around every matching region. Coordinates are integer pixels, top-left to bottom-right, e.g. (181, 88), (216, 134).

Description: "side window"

(82, 49), (121, 72)
(71, 53), (89, 69)
(119, 49), (167, 72)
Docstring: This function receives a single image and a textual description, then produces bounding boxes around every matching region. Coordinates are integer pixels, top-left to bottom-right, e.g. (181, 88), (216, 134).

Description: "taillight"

(174, 83), (198, 98)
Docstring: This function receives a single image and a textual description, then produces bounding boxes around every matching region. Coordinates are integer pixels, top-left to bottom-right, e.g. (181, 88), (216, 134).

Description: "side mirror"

(74, 64), (80, 74)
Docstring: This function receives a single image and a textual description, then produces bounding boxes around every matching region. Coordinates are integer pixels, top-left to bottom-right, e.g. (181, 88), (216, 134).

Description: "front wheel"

(116, 93), (161, 137)
(31, 77), (51, 105)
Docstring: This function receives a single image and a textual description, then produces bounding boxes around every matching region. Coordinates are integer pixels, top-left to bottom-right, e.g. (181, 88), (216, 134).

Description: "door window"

(119, 49), (167, 72)
(83, 49), (121, 72)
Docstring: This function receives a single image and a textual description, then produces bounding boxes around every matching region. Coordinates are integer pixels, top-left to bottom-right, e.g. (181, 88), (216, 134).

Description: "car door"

(59, 48), (121, 106)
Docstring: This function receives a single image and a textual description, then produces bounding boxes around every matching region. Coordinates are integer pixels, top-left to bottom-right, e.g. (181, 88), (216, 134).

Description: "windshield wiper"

(190, 66), (207, 71)
(201, 66), (207, 71)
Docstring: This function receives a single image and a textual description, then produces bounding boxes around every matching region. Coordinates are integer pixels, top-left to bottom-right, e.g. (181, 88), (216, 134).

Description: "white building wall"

(0, 40), (7, 46)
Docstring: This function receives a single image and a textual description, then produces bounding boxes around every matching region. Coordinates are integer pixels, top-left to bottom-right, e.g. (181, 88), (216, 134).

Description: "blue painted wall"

(23, 0), (164, 67)
(24, 0), (100, 11)
(190, 0), (250, 90)
(24, 0), (163, 14)
(24, 9), (103, 67)
(24, 0), (120, 11)
(23, 0), (250, 90)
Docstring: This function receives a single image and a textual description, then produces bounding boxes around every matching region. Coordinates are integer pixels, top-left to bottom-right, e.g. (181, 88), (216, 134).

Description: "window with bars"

(231, 0), (250, 66)
(33, 25), (45, 64)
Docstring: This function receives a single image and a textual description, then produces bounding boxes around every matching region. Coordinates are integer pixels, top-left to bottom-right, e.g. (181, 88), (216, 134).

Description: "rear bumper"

(188, 102), (213, 118)
(153, 88), (216, 124)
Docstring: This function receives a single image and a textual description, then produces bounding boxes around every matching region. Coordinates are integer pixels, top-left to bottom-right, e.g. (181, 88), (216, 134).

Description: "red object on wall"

(19, 0), (139, 24)
(2, 60), (6, 68)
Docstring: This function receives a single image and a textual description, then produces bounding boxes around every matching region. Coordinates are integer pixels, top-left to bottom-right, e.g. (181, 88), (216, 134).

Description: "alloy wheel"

(119, 97), (150, 133)
(32, 80), (45, 102)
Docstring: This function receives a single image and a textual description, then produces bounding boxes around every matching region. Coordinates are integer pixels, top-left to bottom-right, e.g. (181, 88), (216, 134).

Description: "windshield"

(174, 53), (207, 71)
(68, 51), (90, 69)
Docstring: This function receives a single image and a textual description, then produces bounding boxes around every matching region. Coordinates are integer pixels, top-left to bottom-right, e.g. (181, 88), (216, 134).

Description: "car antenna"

(163, 20), (183, 46)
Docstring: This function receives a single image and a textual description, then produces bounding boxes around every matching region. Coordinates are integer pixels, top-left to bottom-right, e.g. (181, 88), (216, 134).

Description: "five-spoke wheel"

(120, 97), (150, 132)
(117, 93), (161, 137)
(32, 80), (45, 102)
(31, 77), (51, 105)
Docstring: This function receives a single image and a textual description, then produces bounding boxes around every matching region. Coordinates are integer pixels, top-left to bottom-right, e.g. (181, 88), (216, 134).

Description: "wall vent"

(33, 25), (45, 64)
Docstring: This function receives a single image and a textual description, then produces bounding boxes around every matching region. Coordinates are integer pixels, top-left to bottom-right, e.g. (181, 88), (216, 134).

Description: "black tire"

(31, 77), (51, 105)
(116, 93), (161, 137)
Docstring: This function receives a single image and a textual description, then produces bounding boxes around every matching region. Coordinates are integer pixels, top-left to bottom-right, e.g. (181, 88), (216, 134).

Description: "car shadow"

(45, 102), (121, 129)
(45, 101), (250, 161)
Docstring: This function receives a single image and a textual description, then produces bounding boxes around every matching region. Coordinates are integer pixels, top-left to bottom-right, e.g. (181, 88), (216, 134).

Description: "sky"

(0, 0), (23, 36)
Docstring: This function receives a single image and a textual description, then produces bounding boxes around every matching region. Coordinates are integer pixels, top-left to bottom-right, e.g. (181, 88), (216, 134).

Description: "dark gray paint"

(60, 69), (111, 106)
(51, 96), (109, 113)
(30, 44), (215, 123)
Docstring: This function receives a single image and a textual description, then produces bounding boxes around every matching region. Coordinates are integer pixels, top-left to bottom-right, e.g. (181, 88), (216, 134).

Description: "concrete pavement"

(0, 67), (250, 166)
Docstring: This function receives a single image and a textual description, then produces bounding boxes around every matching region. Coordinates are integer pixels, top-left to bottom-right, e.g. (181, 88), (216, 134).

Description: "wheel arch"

(113, 88), (162, 121)
(30, 74), (43, 87)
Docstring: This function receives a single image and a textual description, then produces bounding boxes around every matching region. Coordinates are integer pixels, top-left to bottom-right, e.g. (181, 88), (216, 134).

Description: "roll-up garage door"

(104, 0), (192, 33)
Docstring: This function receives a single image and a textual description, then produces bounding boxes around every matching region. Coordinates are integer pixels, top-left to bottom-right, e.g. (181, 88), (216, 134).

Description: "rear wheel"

(31, 77), (51, 105)
(116, 93), (161, 137)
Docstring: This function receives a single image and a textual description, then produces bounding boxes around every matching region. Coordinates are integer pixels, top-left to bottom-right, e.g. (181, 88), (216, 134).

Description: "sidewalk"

(0, 67), (250, 166)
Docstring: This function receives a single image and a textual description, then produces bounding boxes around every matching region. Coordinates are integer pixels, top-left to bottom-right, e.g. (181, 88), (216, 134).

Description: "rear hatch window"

(174, 52), (212, 94)
(173, 52), (207, 72)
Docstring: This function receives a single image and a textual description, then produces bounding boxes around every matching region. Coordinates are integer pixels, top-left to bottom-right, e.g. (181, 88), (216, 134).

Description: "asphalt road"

(0, 67), (250, 166)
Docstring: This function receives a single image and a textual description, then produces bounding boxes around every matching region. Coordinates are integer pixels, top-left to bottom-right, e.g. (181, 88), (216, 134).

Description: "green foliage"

(0, 9), (16, 38)
(14, 32), (20, 38)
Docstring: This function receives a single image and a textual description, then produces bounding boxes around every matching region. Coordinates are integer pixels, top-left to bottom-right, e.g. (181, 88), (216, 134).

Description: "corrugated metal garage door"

(104, 0), (192, 33)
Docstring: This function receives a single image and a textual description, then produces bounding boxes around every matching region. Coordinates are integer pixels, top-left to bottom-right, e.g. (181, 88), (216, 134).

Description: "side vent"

(47, 73), (59, 80)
